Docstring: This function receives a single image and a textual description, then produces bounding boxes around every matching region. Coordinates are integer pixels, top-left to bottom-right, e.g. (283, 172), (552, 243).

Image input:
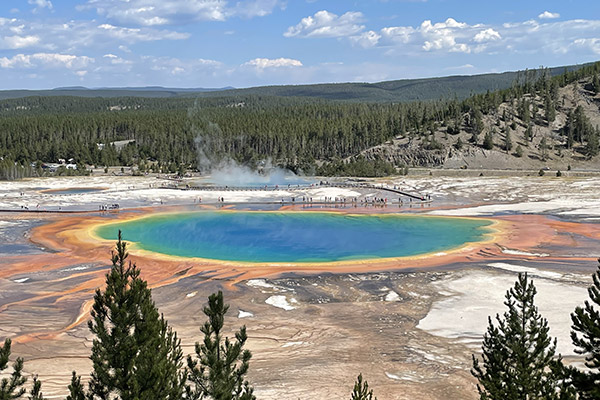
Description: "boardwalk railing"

(158, 182), (429, 201)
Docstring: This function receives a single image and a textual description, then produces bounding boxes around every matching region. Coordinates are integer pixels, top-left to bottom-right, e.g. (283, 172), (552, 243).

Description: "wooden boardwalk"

(162, 182), (430, 201)
(0, 182), (430, 213)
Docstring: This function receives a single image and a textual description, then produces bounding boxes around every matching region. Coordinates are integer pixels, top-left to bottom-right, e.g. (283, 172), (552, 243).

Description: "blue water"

(95, 211), (493, 263)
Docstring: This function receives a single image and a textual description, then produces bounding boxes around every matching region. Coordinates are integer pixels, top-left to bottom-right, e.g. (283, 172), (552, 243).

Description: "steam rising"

(208, 159), (305, 187)
(192, 114), (306, 186)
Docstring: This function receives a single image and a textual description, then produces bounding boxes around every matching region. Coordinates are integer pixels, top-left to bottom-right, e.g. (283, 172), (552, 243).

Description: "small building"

(97, 139), (135, 151)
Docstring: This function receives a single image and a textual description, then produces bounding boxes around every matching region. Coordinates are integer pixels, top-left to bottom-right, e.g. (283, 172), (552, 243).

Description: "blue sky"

(0, 0), (599, 89)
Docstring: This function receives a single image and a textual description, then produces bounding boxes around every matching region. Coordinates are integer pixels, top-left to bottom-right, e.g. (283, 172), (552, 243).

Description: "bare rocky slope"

(360, 78), (600, 172)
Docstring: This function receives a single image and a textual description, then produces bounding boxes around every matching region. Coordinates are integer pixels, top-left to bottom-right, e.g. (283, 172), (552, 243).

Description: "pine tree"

(545, 94), (556, 124)
(504, 130), (513, 152)
(472, 273), (574, 400)
(564, 111), (575, 149)
(524, 125), (532, 146)
(483, 130), (494, 150)
(519, 99), (531, 125)
(574, 106), (588, 144)
(569, 258), (600, 399)
(186, 291), (255, 400)
(350, 374), (377, 400)
(515, 144), (523, 158)
(471, 131), (480, 145)
(0, 338), (27, 399)
(539, 136), (549, 161)
(28, 376), (45, 400)
(66, 372), (85, 400)
(88, 231), (185, 400)
(454, 137), (464, 150)
(586, 127), (599, 157)
(470, 108), (484, 144)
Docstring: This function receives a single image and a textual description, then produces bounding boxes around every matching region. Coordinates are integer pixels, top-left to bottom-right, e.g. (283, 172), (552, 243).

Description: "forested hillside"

(0, 62), (599, 179)
(360, 63), (600, 172)
(0, 86), (233, 101)
(0, 62), (589, 103)
(197, 63), (584, 103)
(0, 94), (452, 177)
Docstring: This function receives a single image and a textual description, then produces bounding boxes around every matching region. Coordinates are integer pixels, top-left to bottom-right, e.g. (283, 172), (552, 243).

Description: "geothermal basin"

(1, 175), (599, 400)
(94, 211), (494, 263)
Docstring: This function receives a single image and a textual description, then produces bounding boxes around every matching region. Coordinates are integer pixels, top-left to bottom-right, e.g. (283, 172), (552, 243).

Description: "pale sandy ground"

(0, 176), (363, 210)
(417, 267), (590, 356)
(400, 175), (600, 219)
(0, 174), (599, 399)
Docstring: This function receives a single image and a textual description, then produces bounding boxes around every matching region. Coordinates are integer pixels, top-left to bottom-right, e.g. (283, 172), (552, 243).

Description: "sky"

(0, 0), (599, 89)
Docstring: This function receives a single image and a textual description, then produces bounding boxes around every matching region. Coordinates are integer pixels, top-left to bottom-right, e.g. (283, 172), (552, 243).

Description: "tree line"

(0, 62), (599, 179)
(1, 235), (599, 399)
(0, 96), (450, 176)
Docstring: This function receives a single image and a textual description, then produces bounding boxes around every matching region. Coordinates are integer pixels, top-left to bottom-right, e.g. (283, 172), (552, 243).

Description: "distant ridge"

(52, 86), (89, 91)
(204, 63), (590, 102)
(51, 85), (235, 92)
(0, 62), (593, 102)
(93, 86), (235, 92)
(0, 86), (235, 100)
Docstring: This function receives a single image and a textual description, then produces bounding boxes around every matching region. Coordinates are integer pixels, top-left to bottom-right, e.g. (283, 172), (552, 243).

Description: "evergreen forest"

(0, 62), (599, 179)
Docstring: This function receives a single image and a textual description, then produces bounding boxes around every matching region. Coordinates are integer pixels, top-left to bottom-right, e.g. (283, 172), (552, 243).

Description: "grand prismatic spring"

(96, 211), (491, 263)
(93, 211), (494, 263)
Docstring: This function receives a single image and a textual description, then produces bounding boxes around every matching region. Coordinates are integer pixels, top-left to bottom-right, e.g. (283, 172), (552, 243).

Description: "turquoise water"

(95, 211), (493, 263)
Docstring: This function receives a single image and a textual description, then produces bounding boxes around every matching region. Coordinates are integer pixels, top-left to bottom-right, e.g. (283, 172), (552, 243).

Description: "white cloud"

(420, 18), (471, 53)
(82, 0), (226, 25)
(307, 16), (474, 53)
(97, 23), (190, 42)
(445, 63), (475, 71)
(423, 37), (469, 53)
(381, 26), (415, 44)
(81, 0), (283, 26)
(28, 0), (53, 11)
(0, 18), (190, 53)
(103, 53), (132, 65)
(0, 54), (32, 68)
(572, 38), (600, 55)
(500, 19), (600, 55)
(287, 13), (599, 59)
(0, 53), (94, 69)
(539, 11), (560, 20)
(0, 18), (14, 27)
(349, 30), (382, 48)
(147, 56), (223, 76)
(330, 15), (600, 59)
(284, 10), (365, 38)
(1, 35), (40, 49)
(234, 0), (283, 19)
(421, 18), (467, 31)
(473, 28), (501, 43)
(3, 9), (600, 90)
(243, 57), (303, 68)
